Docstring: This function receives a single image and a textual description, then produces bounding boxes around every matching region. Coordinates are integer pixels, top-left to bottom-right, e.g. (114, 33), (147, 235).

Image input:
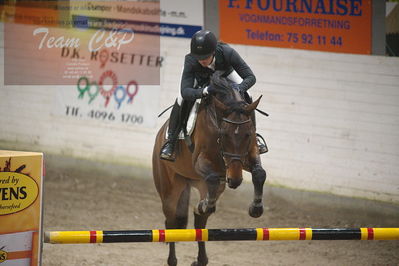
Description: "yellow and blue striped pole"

(45, 228), (399, 244)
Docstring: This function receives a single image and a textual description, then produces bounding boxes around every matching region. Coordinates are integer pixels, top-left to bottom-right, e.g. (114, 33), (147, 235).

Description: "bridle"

(205, 79), (255, 168)
(216, 115), (253, 168)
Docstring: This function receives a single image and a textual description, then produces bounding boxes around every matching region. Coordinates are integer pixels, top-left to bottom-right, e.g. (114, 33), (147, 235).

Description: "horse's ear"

(213, 96), (229, 112)
(244, 95), (262, 113)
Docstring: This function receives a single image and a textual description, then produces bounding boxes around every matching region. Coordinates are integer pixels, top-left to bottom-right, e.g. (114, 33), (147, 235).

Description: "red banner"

(220, 0), (372, 54)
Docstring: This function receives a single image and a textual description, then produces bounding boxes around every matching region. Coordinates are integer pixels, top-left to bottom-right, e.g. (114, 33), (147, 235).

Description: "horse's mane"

(208, 71), (247, 115)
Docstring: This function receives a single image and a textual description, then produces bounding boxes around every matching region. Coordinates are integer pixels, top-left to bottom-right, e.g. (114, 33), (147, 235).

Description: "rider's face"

(198, 55), (214, 67)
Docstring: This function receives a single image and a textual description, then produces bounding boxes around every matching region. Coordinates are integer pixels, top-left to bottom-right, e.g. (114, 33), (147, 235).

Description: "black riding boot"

(160, 101), (181, 161)
(245, 92), (268, 154)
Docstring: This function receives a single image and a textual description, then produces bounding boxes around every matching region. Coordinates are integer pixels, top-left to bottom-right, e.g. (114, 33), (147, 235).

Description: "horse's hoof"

(191, 259), (208, 266)
(249, 204), (263, 218)
(167, 257), (177, 266)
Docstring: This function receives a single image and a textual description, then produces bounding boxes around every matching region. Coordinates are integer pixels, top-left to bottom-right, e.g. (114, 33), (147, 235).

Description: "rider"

(160, 29), (268, 161)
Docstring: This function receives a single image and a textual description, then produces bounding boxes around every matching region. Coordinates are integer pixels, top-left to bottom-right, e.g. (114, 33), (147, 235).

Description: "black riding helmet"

(190, 30), (217, 60)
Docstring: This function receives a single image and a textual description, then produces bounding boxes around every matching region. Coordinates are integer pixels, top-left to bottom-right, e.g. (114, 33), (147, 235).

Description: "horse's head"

(209, 72), (261, 189)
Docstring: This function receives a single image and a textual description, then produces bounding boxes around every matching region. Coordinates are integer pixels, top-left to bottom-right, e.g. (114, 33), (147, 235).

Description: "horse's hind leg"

(162, 175), (191, 266)
(191, 211), (211, 266)
(167, 242), (177, 266)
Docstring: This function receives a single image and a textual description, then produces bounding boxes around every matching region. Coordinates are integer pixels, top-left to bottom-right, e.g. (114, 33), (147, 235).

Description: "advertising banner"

(3, 1), (162, 128)
(220, 0), (372, 54)
(4, 1), (161, 86)
(0, 151), (43, 266)
(160, 0), (203, 38)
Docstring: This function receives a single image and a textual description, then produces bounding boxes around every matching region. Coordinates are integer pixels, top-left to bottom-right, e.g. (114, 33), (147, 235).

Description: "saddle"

(180, 98), (201, 140)
(165, 98), (201, 140)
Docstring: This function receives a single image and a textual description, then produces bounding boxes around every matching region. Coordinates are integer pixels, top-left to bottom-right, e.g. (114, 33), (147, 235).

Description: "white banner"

(160, 0), (203, 25)
(160, 0), (203, 38)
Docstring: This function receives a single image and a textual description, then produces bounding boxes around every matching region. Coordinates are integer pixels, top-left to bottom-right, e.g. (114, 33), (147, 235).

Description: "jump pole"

(45, 228), (399, 244)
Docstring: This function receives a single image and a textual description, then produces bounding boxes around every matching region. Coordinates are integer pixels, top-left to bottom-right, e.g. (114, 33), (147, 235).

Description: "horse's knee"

(205, 173), (220, 187)
(205, 173), (221, 195)
(252, 166), (266, 185)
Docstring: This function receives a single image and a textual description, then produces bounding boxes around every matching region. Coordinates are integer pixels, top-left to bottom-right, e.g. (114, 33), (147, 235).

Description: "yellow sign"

(0, 249), (8, 263)
(0, 172), (39, 216)
(0, 151), (43, 266)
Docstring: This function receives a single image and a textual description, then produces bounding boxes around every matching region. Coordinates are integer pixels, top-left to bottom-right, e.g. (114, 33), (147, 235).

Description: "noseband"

(217, 117), (252, 167)
(222, 117), (251, 125)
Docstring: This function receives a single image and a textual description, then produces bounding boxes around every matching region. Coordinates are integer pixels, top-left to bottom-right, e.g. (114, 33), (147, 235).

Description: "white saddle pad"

(166, 98), (201, 140)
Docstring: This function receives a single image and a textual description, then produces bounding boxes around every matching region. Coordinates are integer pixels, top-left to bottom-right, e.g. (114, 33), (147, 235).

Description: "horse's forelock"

(210, 72), (244, 104)
(210, 71), (230, 90)
(225, 101), (248, 116)
(208, 72), (249, 116)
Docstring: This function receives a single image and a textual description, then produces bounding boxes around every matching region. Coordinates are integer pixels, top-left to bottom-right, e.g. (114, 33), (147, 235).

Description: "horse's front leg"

(191, 173), (226, 266)
(249, 162), (266, 218)
(197, 172), (221, 214)
(194, 153), (225, 215)
(191, 211), (211, 266)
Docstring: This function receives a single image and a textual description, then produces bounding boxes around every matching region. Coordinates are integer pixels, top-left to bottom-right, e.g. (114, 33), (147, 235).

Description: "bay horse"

(152, 72), (266, 266)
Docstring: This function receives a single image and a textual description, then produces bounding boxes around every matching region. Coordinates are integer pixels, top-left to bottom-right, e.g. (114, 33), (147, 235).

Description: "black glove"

(231, 83), (241, 92)
(202, 85), (217, 96)
(231, 83), (246, 99)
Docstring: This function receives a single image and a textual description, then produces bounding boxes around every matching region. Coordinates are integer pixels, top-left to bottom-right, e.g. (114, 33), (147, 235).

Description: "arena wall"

(1, 25), (398, 203)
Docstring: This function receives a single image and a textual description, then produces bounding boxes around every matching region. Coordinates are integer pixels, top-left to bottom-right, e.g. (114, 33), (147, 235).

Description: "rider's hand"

(231, 83), (246, 99)
(202, 86), (209, 96)
(202, 85), (216, 96)
(231, 83), (241, 92)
